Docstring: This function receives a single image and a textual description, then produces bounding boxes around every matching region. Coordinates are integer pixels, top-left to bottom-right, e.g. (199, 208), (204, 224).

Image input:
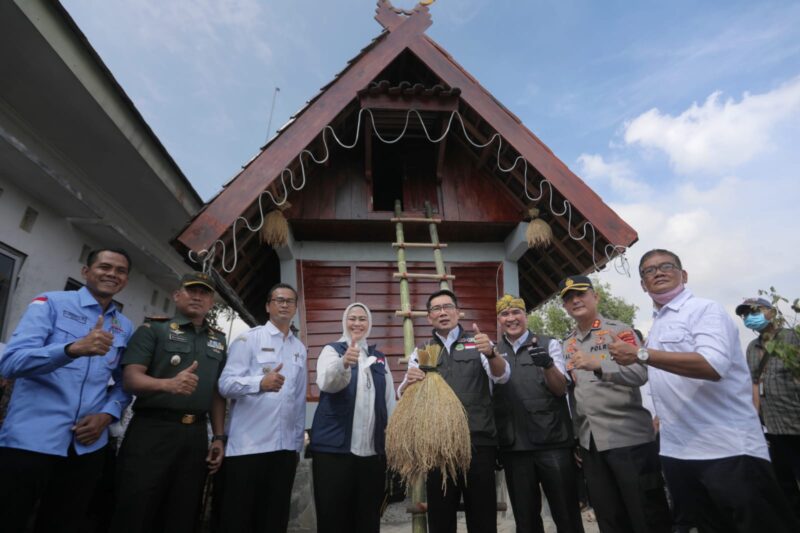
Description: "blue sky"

(61, 0), (800, 335)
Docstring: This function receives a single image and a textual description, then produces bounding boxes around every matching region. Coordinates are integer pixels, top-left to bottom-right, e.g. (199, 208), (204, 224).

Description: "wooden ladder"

(392, 199), (453, 363)
(391, 199), (452, 533)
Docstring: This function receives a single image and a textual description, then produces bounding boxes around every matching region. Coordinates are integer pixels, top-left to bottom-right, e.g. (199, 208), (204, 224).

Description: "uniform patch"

(463, 342), (476, 350)
(62, 310), (88, 324)
(31, 296), (48, 305)
(591, 320), (601, 329)
(169, 322), (180, 331)
(169, 333), (188, 342)
(207, 339), (224, 351)
(454, 343), (465, 351)
(261, 347), (275, 352)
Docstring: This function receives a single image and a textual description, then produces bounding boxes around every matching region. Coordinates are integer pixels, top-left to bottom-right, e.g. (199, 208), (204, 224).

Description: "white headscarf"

(339, 302), (373, 351)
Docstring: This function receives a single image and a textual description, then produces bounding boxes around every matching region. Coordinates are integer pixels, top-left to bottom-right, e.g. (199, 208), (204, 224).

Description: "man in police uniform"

(111, 272), (227, 533)
(492, 294), (583, 533)
(400, 288), (509, 533)
(0, 248), (133, 533)
(560, 275), (670, 533)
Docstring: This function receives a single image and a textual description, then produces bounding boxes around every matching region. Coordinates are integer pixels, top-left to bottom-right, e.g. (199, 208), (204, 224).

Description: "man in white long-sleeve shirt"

(217, 283), (307, 532)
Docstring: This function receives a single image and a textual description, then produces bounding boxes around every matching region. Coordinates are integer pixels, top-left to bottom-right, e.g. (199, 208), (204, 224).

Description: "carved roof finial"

(375, 0), (433, 31)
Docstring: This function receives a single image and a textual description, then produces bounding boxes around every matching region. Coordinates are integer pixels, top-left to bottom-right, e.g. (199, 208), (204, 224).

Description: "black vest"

(430, 325), (497, 447)
(492, 331), (573, 451)
(309, 342), (388, 455)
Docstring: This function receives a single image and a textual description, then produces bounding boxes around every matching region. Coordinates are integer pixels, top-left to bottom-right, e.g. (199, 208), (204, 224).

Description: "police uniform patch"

(454, 343), (465, 351)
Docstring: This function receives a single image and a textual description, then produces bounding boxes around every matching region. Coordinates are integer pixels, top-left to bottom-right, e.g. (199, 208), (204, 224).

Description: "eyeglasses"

(347, 316), (369, 323)
(270, 298), (297, 307)
(429, 303), (456, 313)
(640, 262), (679, 278)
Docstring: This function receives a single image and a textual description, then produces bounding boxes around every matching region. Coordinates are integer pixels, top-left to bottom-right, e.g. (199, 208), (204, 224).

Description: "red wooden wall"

(298, 260), (503, 400)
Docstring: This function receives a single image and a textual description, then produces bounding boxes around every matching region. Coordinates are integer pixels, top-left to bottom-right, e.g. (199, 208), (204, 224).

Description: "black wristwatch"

(211, 434), (228, 444)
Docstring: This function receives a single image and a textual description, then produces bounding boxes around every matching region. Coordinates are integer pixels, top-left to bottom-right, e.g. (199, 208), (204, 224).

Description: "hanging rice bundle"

(526, 207), (552, 249)
(260, 202), (291, 247)
(385, 343), (472, 490)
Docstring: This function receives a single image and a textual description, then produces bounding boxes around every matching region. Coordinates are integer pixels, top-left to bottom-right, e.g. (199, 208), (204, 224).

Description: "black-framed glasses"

(640, 262), (679, 278)
(270, 297), (297, 306)
(429, 303), (456, 313)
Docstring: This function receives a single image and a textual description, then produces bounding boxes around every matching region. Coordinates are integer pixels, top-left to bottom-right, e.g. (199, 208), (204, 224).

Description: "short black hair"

(267, 282), (298, 302)
(86, 248), (132, 270)
(426, 289), (458, 311)
(638, 249), (682, 275)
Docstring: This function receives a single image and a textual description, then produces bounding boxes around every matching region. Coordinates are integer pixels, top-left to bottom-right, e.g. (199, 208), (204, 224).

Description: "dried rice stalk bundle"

(526, 207), (552, 249)
(260, 202), (291, 247)
(386, 343), (472, 490)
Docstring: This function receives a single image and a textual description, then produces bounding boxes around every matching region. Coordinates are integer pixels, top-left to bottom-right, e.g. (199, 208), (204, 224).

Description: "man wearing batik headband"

(560, 275), (671, 533)
(492, 295), (584, 533)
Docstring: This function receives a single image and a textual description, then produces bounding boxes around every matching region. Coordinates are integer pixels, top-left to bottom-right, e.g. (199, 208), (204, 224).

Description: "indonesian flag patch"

(31, 296), (48, 305)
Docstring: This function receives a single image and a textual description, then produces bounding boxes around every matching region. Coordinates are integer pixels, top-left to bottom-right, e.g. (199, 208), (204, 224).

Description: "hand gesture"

(168, 360), (199, 395)
(472, 323), (493, 356)
(260, 362), (285, 392)
(343, 340), (359, 369)
(528, 341), (554, 368)
(569, 350), (600, 372)
(72, 413), (113, 445)
(207, 440), (225, 474)
(67, 315), (114, 357)
(608, 331), (638, 366)
(400, 366), (426, 394)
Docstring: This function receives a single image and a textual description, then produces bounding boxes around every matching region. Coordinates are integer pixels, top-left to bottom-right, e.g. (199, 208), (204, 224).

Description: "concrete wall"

(0, 176), (177, 341)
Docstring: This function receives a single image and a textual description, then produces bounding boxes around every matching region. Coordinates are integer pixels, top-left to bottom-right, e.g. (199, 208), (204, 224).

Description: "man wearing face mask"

(737, 297), (800, 520)
(608, 249), (798, 533)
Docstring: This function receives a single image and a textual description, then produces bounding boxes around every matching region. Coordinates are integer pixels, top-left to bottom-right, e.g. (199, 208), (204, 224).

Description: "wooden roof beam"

(176, 9), (432, 253)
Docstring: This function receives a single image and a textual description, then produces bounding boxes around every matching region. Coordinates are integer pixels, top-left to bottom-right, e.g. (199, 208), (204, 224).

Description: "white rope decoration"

(188, 107), (631, 278)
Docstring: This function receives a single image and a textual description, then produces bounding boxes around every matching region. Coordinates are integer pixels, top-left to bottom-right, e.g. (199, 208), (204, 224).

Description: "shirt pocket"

(255, 351), (281, 373)
(53, 317), (88, 344)
(103, 335), (127, 368)
(659, 328), (689, 346)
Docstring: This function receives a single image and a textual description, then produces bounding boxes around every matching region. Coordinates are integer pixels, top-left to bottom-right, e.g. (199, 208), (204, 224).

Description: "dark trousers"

(217, 450), (298, 533)
(426, 445), (497, 533)
(503, 448), (584, 533)
(312, 452), (386, 533)
(0, 444), (107, 533)
(661, 454), (800, 533)
(111, 415), (209, 533)
(581, 438), (671, 533)
(766, 433), (800, 520)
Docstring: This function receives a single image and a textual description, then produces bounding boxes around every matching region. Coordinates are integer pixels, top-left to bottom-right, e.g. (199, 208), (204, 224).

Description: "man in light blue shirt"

(0, 248), (134, 533)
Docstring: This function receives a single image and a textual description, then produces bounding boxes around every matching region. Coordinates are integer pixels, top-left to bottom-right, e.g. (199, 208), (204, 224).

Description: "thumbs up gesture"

(260, 362), (286, 393)
(343, 340), (359, 369)
(66, 315), (115, 357)
(608, 330), (639, 366)
(472, 323), (493, 356)
(168, 360), (200, 396)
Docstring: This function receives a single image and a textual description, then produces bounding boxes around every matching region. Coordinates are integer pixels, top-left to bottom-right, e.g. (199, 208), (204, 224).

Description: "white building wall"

(0, 176), (174, 341)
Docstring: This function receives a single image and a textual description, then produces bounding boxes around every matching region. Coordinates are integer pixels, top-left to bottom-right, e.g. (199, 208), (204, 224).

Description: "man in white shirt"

(608, 249), (798, 533)
(217, 283), (307, 532)
(400, 289), (509, 533)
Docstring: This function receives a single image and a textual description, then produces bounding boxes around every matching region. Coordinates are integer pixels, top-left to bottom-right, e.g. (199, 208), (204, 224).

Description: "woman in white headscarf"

(309, 303), (397, 533)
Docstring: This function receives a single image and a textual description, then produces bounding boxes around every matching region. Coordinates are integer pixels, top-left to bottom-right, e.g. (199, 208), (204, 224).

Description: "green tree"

(759, 287), (800, 378)
(206, 302), (236, 331)
(527, 278), (638, 339)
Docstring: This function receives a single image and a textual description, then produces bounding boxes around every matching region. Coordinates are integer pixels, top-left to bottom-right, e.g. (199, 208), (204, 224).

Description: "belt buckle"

(181, 414), (196, 425)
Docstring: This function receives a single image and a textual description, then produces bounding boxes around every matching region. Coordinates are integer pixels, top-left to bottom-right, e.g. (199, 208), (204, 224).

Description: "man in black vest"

(492, 294), (584, 533)
(400, 289), (509, 533)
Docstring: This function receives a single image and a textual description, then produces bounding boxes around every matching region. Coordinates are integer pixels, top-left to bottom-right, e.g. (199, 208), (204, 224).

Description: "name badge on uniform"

(261, 347), (275, 352)
(169, 333), (188, 342)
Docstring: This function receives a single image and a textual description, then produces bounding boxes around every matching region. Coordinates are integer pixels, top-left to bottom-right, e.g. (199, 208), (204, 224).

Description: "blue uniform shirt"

(0, 287), (133, 456)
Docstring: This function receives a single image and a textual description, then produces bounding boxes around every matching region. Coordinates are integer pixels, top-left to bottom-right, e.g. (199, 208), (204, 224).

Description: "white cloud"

(623, 76), (800, 175)
(576, 153), (650, 198)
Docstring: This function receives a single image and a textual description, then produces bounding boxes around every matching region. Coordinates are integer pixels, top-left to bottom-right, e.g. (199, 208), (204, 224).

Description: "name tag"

(63, 310), (88, 324)
(169, 333), (188, 342)
(261, 347), (275, 352)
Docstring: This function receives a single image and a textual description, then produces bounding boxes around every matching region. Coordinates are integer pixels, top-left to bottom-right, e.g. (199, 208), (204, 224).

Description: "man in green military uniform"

(560, 275), (670, 533)
(111, 272), (227, 533)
